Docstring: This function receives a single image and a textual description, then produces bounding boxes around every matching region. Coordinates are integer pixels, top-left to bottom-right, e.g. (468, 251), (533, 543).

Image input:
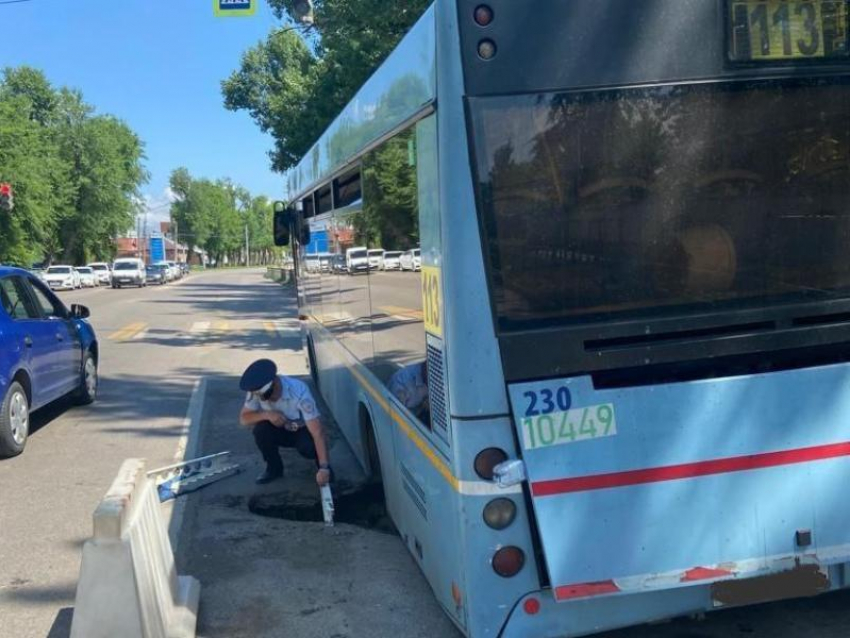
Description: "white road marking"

(190, 321), (211, 333)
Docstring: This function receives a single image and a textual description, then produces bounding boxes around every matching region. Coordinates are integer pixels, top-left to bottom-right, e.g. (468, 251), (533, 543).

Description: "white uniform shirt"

(243, 375), (320, 428)
(388, 362), (428, 412)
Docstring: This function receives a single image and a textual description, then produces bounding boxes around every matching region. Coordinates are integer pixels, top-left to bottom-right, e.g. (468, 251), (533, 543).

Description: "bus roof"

(284, 6), (435, 202)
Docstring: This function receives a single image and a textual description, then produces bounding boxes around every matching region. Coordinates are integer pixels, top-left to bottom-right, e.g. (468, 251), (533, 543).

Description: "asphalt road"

(4, 268), (850, 638)
(0, 268), (295, 638)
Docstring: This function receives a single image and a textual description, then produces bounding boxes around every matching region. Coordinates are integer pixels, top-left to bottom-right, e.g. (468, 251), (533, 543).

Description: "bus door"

(507, 369), (850, 606)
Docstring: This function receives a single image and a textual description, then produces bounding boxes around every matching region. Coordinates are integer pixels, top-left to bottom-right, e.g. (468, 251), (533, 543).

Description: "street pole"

(245, 224), (250, 267)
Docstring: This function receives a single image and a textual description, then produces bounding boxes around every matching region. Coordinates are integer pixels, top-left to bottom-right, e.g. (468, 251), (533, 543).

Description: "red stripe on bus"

(555, 580), (620, 601)
(681, 566), (734, 582)
(531, 441), (850, 497)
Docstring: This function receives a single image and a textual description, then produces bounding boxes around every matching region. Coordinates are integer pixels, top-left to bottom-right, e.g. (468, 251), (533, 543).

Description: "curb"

(164, 377), (207, 553)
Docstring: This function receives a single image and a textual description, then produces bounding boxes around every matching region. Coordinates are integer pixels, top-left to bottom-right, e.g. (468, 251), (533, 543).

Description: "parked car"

(44, 265), (81, 290)
(87, 262), (112, 286)
(0, 266), (98, 457)
(331, 254), (347, 273)
(367, 249), (385, 270)
(382, 251), (403, 270)
(400, 248), (422, 272)
(145, 264), (167, 285)
(346, 247), (369, 275)
(318, 253), (333, 273)
(154, 261), (174, 282)
(166, 261), (182, 280)
(75, 267), (97, 288)
(111, 258), (146, 288)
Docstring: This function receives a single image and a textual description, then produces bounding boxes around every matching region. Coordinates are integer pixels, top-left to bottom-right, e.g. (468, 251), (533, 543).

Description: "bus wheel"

(361, 405), (382, 485)
(307, 339), (319, 390)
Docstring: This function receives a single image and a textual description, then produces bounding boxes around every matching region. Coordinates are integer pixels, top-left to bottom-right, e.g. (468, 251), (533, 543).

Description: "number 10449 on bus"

(521, 404), (617, 451)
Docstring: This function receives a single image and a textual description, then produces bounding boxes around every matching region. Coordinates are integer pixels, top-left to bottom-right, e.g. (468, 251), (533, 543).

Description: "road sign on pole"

(213, 0), (256, 17)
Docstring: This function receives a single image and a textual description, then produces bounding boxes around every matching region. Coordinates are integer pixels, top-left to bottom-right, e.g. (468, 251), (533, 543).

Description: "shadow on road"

(148, 279), (297, 322)
(45, 607), (72, 638)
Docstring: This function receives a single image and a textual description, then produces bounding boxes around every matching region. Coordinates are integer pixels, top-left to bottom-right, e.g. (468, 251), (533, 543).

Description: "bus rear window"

(470, 77), (850, 330)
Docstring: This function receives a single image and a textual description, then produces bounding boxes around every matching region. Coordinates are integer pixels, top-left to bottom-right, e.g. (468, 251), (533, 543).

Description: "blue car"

(0, 266), (99, 457)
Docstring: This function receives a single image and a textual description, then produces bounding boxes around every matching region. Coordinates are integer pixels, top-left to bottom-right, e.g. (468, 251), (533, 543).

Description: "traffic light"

(0, 183), (13, 212)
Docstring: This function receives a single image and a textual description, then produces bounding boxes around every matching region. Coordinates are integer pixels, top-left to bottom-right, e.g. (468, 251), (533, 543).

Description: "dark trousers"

(252, 421), (318, 474)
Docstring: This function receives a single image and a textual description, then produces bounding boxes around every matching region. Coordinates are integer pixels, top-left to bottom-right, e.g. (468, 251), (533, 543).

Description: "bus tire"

(361, 405), (382, 485)
(307, 339), (319, 391)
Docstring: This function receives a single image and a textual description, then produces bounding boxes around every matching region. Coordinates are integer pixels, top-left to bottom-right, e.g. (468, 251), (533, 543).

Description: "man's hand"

(267, 412), (286, 427)
(316, 468), (330, 486)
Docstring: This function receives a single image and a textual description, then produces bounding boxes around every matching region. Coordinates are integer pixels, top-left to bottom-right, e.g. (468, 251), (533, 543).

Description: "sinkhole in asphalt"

(248, 482), (396, 534)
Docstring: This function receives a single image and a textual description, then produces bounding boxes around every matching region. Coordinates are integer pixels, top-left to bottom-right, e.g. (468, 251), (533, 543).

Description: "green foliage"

(0, 96), (68, 264)
(223, 0), (431, 172)
(168, 169), (282, 266)
(0, 66), (148, 265)
(358, 129), (418, 250)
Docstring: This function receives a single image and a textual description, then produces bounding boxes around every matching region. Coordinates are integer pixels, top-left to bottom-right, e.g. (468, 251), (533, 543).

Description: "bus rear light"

(492, 546), (525, 577)
(474, 5), (494, 26)
(474, 448), (508, 480)
(477, 39), (497, 60)
(483, 498), (516, 530)
(523, 597), (541, 615)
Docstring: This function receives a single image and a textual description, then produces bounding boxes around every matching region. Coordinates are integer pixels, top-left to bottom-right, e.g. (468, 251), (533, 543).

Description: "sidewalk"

(176, 374), (460, 638)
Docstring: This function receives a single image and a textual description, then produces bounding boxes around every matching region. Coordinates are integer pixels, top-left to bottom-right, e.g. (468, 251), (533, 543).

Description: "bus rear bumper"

(499, 561), (850, 638)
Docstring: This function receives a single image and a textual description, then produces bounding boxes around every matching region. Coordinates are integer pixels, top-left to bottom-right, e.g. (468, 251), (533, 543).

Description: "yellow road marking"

(379, 305), (423, 320)
(109, 322), (147, 341)
(211, 320), (230, 332)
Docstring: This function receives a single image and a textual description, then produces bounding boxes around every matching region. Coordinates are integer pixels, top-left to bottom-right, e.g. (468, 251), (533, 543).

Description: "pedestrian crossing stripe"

(188, 320), (229, 335)
(263, 320), (300, 338)
(378, 305), (423, 321)
(109, 322), (147, 341)
(190, 321), (211, 333)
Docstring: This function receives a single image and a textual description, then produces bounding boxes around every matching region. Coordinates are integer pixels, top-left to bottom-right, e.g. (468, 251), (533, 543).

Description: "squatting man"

(239, 358), (332, 486)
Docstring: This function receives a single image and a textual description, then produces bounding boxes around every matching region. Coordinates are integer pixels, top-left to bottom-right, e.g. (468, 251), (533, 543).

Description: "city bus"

(274, 1), (850, 635)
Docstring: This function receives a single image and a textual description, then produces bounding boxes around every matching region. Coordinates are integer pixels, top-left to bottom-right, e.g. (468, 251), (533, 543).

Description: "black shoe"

(255, 468), (283, 485)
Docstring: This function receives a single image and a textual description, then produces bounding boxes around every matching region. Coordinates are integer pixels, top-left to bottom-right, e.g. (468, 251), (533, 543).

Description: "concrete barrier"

(71, 459), (200, 638)
(265, 265), (294, 285)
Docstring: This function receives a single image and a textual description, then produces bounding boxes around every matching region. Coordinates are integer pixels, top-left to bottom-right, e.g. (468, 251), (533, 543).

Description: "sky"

(0, 0), (289, 231)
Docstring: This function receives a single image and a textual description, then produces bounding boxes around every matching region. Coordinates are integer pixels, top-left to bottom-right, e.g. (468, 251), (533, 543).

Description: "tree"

(57, 109), (148, 264)
(1, 66), (58, 126)
(0, 95), (68, 264)
(170, 167), (213, 258)
(222, 0), (431, 173)
(0, 66), (148, 265)
(169, 171), (283, 267)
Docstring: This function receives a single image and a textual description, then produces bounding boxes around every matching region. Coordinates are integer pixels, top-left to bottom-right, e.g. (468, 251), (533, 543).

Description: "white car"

(75, 267), (97, 288)
(367, 249), (385, 270)
(166, 261), (182, 280)
(400, 249), (422, 272)
(382, 251), (403, 270)
(346, 247), (369, 275)
(155, 261), (174, 281)
(112, 258), (146, 288)
(44, 265), (81, 290)
(88, 262), (112, 286)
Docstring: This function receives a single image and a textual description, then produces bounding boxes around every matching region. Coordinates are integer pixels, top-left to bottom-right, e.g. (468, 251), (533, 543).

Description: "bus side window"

(361, 127), (430, 428)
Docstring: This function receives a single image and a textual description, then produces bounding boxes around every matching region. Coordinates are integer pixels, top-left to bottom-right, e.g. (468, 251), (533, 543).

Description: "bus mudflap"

(507, 364), (850, 604)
